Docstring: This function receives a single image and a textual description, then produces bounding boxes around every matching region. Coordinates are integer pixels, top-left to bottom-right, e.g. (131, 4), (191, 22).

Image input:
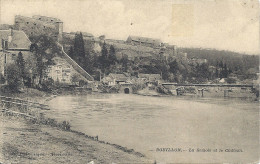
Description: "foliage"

(108, 45), (117, 65)
(71, 74), (81, 85)
(41, 78), (55, 91)
(226, 77), (237, 84)
(5, 64), (23, 91)
(16, 51), (26, 79)
(73, 32), (86, 64)
(120, 54), (129, 72)
(30, 35), (59, 85)
(63, 33), (258, 83)
(99, 42), (109, 71)
(180, 47), (259, 75)
(0, 73), (5, 84)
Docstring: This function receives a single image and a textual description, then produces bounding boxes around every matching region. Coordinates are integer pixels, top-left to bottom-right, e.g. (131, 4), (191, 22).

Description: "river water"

(46, 94), (259, 163)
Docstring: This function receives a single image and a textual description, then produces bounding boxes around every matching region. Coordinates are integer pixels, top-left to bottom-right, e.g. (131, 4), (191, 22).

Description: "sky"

(0, 0), (259, 54)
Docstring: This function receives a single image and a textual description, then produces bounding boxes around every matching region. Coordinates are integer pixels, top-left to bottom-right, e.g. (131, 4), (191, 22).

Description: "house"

(126, 36), (163, 47)
(0, 29), (31, 78)
(138, 73), (162, 83)
(45, 57), (72, 84)
(102, 73), (130, 86)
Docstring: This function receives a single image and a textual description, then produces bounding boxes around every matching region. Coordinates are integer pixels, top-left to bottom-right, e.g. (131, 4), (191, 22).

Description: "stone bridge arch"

(119, 84), (133, 94)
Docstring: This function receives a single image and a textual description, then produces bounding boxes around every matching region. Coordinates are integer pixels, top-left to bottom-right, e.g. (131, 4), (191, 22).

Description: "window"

(51, 20), (53, 22)
(43, 26), (45, 28)
(26, 22), (29, 24)
(39, 18), (41, 20)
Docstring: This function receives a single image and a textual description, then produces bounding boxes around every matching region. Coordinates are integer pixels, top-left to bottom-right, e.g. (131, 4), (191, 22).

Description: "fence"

(0, 96), (50, 110)
(0, 96), (50, 119)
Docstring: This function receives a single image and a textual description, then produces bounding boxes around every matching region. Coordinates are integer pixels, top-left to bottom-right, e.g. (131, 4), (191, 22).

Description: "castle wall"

(14, 15), (63, 41)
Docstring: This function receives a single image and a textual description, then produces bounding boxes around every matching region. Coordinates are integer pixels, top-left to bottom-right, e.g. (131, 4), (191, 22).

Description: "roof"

(0, 29), (31, 50)
(138, 74), (161, 80)
(108, 73), (129, 81)
(127, 36), (162, 45)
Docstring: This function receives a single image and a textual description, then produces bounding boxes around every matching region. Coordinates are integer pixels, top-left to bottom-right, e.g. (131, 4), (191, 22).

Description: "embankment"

(0, 90), (151, 164)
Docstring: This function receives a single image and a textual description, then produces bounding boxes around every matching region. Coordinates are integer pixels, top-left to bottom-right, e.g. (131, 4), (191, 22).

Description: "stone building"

(13, 15), (63, 42)
(126, 36), (163, 47)
(102, 73), (130, 86)
(0, 29), (31, 78)
(45, 62), (71, 84)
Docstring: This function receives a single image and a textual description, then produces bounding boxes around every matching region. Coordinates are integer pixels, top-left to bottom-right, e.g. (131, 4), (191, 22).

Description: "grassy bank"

(0, 115), (151, 164)
(0, 88), (152, 164)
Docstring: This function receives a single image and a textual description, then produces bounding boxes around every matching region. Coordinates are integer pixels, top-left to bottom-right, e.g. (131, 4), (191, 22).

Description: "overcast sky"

(0, 0), (259, 54)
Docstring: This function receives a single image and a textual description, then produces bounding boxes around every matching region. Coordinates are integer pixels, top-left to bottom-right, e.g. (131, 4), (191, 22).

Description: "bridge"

(161, 83), (257, 98)
(161, 83), (253, 88)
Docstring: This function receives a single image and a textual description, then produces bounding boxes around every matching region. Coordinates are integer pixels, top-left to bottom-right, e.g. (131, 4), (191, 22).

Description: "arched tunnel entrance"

(124, 88), (130, 94)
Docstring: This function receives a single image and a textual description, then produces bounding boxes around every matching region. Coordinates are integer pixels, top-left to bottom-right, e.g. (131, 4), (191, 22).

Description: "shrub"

(41, 78), (54, 91)
(5, 64), (23, 91)
(0, 73), (5, 84)
(226, 77), (236, 84)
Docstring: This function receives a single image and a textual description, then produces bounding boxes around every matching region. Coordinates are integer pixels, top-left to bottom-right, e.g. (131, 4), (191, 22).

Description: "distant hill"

(179, 47), (259, 72)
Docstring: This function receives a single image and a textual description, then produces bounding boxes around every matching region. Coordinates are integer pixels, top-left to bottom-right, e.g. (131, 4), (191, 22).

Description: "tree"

(73, 32), (85, 65)
(83, 50), (94, 74)
(108, 45), (117, 65)
(0, 73), (5, 84)
(120, 54), (129, 72)
(6, 64), (23, 91)
(16, 51), (26, 80)
(99, 42), (109, 72)
(215, 68), (219, 78)
(68, 46), (74, 59)
(30, 35), (59, 85)
(169, 60), (179, 74)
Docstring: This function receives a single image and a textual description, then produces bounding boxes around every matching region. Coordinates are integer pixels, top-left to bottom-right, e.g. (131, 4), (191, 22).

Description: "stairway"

(56, 42), (94, 81)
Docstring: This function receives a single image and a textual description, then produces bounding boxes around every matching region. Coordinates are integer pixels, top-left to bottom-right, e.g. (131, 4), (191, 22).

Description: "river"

(46, 94), (259, 163)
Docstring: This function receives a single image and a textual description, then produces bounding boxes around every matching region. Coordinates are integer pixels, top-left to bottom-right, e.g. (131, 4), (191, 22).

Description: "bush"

(6, 64), (23, 91)
(226, 77), (236, 84)
(41, 78), (54, 91)
(0, 73), (5, 84)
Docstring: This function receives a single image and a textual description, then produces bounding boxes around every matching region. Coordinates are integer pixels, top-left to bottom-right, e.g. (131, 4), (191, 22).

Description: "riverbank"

(0, 114), (151, 164)
(0, 89), (152, 164)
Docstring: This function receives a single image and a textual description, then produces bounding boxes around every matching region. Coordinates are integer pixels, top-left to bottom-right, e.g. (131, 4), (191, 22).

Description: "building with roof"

(0, 29), (31, 78)
(14, 15), (63, 42)
(102, 73), (130, 86)
(45, 58), (72, 84)
(138, 73), (162, 83)
(126, 36), (163, 48)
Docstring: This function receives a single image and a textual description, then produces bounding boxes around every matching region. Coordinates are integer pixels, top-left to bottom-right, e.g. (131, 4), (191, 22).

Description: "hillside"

(62, 32), (259, 83)
(179, 47), (259, 72)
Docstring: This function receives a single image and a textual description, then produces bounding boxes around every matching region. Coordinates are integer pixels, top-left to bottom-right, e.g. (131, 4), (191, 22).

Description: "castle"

(13, 15), (63, 42)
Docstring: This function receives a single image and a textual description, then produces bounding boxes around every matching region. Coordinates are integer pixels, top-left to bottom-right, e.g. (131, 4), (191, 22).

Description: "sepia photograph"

(0, 0), (259, 163)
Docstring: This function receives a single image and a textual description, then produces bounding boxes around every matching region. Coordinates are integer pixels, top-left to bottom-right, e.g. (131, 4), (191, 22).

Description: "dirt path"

(0, 115), (152, 164)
